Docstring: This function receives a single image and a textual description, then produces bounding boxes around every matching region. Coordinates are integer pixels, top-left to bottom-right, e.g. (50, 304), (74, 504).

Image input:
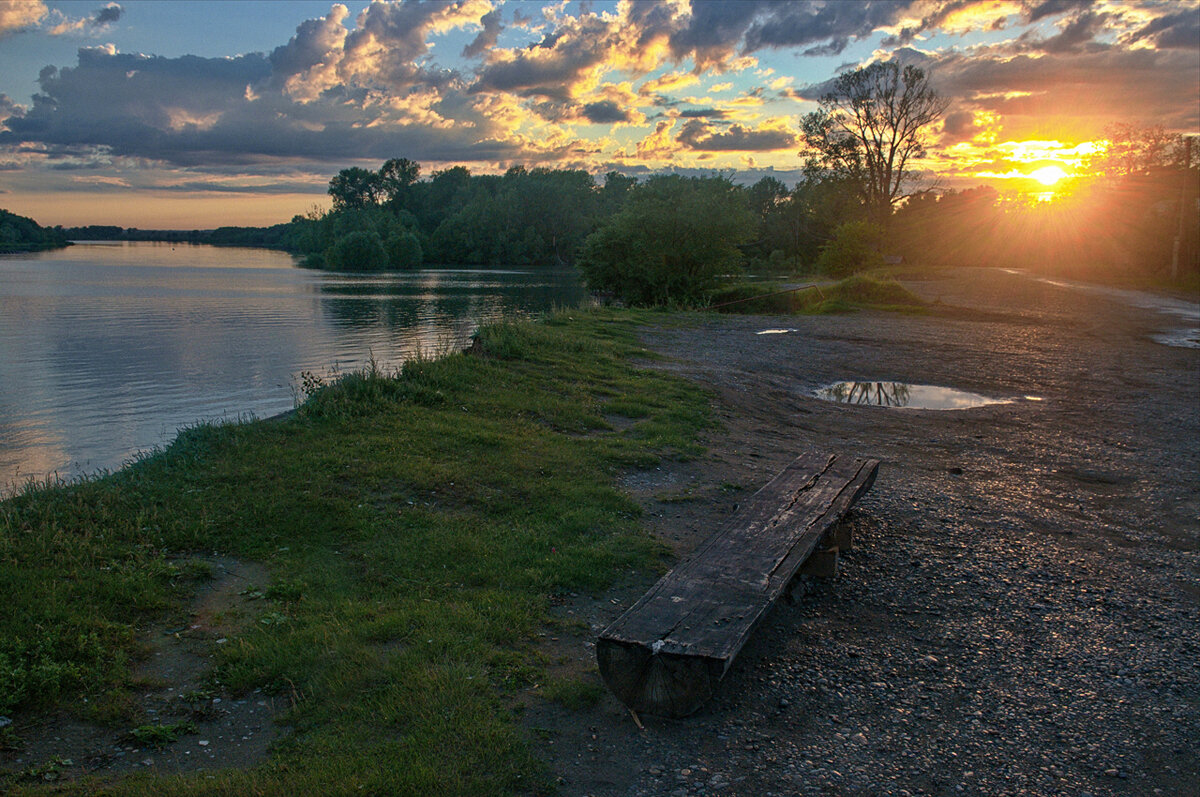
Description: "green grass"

(708, 274), (925, 315)
(0, 308), (712, 796)
(128, 721), (198, 748)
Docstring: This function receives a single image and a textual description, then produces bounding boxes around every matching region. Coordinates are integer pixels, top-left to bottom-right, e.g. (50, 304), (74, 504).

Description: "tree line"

(34, 61), (1196, 305)
(0, 209), (70, 252)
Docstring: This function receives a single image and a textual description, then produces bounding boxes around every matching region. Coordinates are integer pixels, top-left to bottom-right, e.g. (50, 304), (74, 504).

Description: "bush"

(816, 221), (885, 276)
(326, 230), (389, 271)
(578, 175), (753, 306)
(385, 231), (423, 269)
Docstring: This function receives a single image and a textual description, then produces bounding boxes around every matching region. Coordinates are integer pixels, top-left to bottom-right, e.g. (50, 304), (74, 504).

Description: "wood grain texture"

(597, 452), (879, 717)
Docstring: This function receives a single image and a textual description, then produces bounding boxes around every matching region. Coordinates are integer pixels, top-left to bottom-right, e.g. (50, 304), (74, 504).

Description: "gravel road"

(526, 267), (1200, 797)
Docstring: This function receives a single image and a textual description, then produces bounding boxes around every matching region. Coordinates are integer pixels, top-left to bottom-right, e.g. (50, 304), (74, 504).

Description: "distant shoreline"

(0, 240), (72, 254)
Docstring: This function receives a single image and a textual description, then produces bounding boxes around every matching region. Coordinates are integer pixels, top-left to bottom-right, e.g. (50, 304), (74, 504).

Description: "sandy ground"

(525, 267), (1200, 797)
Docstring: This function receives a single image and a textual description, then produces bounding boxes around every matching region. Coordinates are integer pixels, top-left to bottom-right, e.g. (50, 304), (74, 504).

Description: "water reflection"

(815, 381), (1010, 410)
(0, 244), (585, 491)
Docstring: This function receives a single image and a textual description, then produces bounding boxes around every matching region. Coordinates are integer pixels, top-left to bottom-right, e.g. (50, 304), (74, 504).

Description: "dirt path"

(526, 268), (1200, 797)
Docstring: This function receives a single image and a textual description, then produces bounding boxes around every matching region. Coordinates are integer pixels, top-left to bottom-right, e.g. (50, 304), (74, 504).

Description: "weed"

(128, 721), (197, 747)
(17, 756), (72, 782)
(0, 726), (22, 751)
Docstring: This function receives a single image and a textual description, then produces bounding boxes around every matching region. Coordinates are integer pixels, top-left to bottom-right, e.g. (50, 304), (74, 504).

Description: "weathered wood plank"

(597, 452), (878, 717)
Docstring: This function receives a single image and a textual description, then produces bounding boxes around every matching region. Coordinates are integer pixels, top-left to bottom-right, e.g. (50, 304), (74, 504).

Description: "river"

(0, 242), (585, 492)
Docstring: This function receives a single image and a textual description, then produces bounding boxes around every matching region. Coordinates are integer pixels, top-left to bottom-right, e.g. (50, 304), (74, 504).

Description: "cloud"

(0, 0), (47, 38)
(93, 4), (123, 26)
(46, 2), (124, 35)
(0, 2), (595, 169)
(677, 119), (796, 151)
(462, 8), (503, 58)
(927, 41), (1200, 140)
(677, 108), (729, 119)
(0, 39), (531, 167)
(581, 100), (633, 124)
(1125, 6), (1200, 50)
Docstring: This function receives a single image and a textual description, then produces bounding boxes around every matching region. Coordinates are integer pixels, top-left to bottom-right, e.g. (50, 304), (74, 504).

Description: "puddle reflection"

(815, 381), (1011, 410)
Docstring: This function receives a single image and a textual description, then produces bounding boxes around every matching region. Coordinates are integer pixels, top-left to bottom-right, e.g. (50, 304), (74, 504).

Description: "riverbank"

(0, 310), (713, 794)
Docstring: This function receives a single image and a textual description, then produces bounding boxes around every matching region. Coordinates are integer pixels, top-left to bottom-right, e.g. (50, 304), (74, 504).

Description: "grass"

(0, 308), (712, 796)
(708, 274), (926, 315)
(128, 721), (198, 748)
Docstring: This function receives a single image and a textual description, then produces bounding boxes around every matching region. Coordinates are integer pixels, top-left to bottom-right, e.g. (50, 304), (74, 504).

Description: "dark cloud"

(1127, 7), (1200, 50)
(470, 13), (613, 100)
(667, 0), (763, 66)
(744, 0), (915, 56)
(929, 44), (1200, 139)
(1023, 0), (1093, 24)
(677, 108), (728, 119)
(581, 101), (633, 124)
(1019, 9), (1108, 54)
(677, 119), (796, 152)
(940, 109), (977, 142)
(92, 3), (122, 26)
(462, 9), (503, 59)
(268, 5), (348, 80)
(154, 180), (325, 195)
(664, 1), (919, 65)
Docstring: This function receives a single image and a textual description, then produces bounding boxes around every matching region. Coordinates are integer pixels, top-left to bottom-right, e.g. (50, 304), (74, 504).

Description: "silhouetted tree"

(801, 62), (947, 224)
(328, 167), (382, 211)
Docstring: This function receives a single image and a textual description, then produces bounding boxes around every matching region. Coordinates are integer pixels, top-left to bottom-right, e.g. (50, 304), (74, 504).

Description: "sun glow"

(1030, 165), (1069, 186)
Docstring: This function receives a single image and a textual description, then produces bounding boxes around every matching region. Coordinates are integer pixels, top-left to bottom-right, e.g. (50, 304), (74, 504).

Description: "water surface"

(814, 381), (1011, 410)
(0, 242), (584, 491)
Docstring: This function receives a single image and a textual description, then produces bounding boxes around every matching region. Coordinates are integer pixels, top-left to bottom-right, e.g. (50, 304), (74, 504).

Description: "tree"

(801, 62), (947, 224)
(379, 158), (420, 205)
(578, 175), (753, 306)
(328, 167), (382, 211)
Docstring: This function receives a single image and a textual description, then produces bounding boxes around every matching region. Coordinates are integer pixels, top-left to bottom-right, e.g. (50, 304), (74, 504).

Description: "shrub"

(327, 230), (389, 271)
(578, 175), (753, 306)
(385, 231), (423, 269)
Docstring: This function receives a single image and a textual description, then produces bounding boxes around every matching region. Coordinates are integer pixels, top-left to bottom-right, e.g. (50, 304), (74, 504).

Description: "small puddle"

(815, 381), (1013, 410)
(756, 328), (798, 335)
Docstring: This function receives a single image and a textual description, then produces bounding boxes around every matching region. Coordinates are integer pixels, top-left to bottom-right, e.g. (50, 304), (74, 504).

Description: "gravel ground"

(525, 267), (1199, 797)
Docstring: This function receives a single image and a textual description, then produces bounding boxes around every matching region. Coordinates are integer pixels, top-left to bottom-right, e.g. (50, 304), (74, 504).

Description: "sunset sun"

(1030, 165), (1070, 186)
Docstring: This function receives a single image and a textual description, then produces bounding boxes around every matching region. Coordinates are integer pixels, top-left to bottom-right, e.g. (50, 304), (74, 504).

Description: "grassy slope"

(708, 274), (927, 315)
(0, 310), (711, 795)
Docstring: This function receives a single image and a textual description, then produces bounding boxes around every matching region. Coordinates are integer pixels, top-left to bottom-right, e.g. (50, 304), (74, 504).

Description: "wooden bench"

(596, 451), (880, 718)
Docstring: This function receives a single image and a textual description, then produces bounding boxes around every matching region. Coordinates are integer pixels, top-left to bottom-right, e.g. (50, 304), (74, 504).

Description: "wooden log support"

(596, 452), (879, 718)
(799, 545), (839, 579)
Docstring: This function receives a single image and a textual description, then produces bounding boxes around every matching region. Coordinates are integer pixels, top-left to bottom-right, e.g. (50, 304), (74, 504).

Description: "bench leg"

(831, 523), (854, 552)
(800, 545), (839, 579)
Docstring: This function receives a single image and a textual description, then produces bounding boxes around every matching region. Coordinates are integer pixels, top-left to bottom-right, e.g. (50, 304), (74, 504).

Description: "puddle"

(756, 328), (798, 335)
(814, 381), (1013, 410)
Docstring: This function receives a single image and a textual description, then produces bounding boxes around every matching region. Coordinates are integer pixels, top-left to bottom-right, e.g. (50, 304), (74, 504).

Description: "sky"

(0, 0), (1197, 228)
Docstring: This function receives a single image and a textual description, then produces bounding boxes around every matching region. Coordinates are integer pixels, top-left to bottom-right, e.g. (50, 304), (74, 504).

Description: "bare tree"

(801, 62), (948, 224)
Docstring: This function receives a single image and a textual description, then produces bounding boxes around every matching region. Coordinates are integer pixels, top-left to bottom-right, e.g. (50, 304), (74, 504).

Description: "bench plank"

(597, 451), (879, 717)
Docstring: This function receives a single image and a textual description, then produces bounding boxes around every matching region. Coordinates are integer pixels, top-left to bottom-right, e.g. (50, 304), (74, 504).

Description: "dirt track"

(527, 268), (1200, 796)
